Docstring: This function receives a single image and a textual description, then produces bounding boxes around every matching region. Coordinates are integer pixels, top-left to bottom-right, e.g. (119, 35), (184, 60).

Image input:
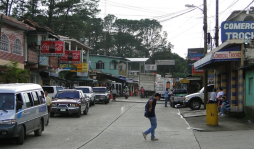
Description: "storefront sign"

(213, 51), (241, 59)
(188, 48), (204, 66)
(60, 50), (81, 64)
(192, 66), (204, 75)
(155, 60), (175, 65)
(145, 64), (157, 70)
(221, 21), (254, 42)
(41, 41), (65, 56)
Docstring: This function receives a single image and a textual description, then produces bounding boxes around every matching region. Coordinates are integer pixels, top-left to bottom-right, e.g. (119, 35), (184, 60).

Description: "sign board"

(212, 51), (241, 59)
(165, 75), (172, 78)
(70, 63), (88, 72)
(41, 41), (65, 56)
(188, 48), (204, 65)
(60, 50), (81, 64)
(155, 60), (175, 65)
(221, 21), (254, 42)
(192, 66), (204, 75)
(145, 64), (157, 71)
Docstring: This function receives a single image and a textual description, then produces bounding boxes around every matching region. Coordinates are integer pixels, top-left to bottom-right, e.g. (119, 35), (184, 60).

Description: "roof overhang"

(194, 39), (243, 69)
(61, 38), (92, 51)
(1, 14), (35, 31)
(126, 58), (149, 62)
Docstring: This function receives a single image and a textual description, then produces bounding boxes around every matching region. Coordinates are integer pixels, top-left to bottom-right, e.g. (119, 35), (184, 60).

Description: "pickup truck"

(169, 89), (188, 108)
(92, 87), (110, 104)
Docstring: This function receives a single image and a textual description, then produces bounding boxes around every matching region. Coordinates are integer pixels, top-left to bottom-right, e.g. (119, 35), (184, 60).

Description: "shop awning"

(194, 39), (243, 69)
(69, 77), (93, 82)
(180, 78), (190, 84)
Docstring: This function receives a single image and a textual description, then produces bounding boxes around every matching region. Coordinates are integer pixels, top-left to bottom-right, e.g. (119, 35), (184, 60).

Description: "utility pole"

(203, 0), (208, 108)
(215, 0), (219, 47)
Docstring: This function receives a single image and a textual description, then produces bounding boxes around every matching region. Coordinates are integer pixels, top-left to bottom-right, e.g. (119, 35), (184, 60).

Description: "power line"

(158, 8), (197, 22)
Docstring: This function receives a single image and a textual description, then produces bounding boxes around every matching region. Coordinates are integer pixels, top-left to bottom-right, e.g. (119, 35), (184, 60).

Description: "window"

(13, 38), (22, 55)
(249, 77), (253, 95)
(0, 34), (10, 52)
(110, 61), (118, 70)
(37, 91), (45, 104)
(23, 93), (34, 108)
(96, 61), (104, 69)
(32, 92), (39, 105)
(56, 87), (63, 92)
(42, 87), (54, 93)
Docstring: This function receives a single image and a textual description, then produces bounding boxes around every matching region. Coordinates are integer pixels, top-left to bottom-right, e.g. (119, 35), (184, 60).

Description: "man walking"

(112, 87), (117, 101)
(142, 93), (160, 141)
(45, 91), (52, 125)
(164, 88), (169, 107)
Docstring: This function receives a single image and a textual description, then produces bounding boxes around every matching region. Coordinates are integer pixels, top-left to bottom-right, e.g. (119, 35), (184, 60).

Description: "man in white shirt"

(208, 89), (217, 103)
(216, 87), (224, 105)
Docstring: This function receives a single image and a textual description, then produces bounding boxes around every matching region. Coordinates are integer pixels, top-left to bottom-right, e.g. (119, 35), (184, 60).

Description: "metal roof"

(126, 58), (149, 62)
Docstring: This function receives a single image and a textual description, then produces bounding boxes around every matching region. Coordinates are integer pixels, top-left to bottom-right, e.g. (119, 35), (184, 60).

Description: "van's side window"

(37, 91), (45, 104)
(23, 93), (33, 108)
(32, 92), (39, 105)
(16, 93), (23, 112)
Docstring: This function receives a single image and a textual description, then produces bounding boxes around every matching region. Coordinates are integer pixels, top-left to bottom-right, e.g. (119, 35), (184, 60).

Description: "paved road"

(0, 96), (200, 149)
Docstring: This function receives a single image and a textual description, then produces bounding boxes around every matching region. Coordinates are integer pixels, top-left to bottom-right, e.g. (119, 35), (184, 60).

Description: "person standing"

(142, 93), (161, 141)
(207, 89), (217, 104)
(112, 88), (117, 101)
(164, 88), (169, 107)
(45, 91), (52, 125)
(216, 87), (224, 106)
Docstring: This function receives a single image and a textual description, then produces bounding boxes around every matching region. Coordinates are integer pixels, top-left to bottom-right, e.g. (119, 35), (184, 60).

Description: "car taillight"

(172, 97), (174, 101)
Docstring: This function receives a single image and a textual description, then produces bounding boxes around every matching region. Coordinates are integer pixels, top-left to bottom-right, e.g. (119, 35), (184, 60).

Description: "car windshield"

(75, 88), (89, 93)
(55, 91), (80, 99)
(0, 93), (14, 110)
(42, 87), (54, 93)
(93, 88), (106, 93)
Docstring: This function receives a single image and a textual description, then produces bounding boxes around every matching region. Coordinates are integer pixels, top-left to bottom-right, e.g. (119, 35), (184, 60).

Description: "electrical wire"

(159, 8), (197, 22)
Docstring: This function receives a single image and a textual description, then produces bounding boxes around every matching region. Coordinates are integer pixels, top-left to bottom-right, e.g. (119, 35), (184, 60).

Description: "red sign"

(192, 66), (204, 75)
(41, 41), (65, 56)
(60, 50), (81, 64)
(213, 51), (241, 59)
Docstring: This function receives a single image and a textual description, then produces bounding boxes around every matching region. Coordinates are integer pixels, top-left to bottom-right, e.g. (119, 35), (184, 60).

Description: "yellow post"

(206, 104), (218, 126)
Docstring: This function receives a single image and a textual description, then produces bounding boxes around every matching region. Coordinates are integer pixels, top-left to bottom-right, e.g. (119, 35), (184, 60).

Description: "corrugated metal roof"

(126, 58), (149, 62)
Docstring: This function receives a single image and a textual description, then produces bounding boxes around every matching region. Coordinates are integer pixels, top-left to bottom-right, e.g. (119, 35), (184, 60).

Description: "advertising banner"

(145, 64), (157, 71)
(212, 51), (241, 59)
(188, 48), (204, 66)
(155, 60), (175, 65)
(221, 21), (254, 42)
(41, 41), (65, 56)
(192, 66), (204, 75)
(60, 50), (81, 64)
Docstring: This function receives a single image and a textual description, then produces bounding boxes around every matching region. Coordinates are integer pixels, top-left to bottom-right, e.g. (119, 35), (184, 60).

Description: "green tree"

(0, 60), (30, 83)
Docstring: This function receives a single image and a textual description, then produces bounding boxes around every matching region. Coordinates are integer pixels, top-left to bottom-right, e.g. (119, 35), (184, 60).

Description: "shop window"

(96, 61), (104, 69)
(13, 38), (23, 55)
(110, 60), (118, 70)
(249, 77), (253, 95)
(0, 34), (10, 52)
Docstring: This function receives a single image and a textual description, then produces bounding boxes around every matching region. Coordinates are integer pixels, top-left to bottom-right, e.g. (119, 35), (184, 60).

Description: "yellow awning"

(180, 78), (190, 84)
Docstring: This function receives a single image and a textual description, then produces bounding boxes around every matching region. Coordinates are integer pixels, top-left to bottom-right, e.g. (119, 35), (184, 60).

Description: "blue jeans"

(220, 106), (230, 114)
(145, 117), (157, 139)
(165, 97), (168, 107)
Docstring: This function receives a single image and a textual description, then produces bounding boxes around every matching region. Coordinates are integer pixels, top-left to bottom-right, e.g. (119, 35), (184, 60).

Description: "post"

(215, 0), (219, 47)
(203, 0), (208, 109)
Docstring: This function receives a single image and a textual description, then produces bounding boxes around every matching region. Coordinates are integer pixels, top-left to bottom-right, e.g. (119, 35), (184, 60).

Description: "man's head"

(166, 88), (168, 91)
(218, 87), (223, 91)
(45, 91), (48, 97)
(222, 96), (226, 101)
(141, 86), (143, 88)
(154, 93), (161, 100)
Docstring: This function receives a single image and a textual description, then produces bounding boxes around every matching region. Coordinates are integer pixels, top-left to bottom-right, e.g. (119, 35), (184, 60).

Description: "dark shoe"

(165, 106), (168, 107)
(151, 137), (158, 141)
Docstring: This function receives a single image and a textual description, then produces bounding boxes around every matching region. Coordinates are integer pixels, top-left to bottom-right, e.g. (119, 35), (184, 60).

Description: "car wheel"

(89, 100), (92, 107)
(104, 99), (108, 104)
(169, 101), (174, 108)
(93, 98), (96, 106)
(50, 112), (54, 117)
(34, 120), (42, 136)
(190, 100), (201, 110)
(76, 107), (81, 118)
(83, 105), (89, 115)
(16, 126), (25, 145)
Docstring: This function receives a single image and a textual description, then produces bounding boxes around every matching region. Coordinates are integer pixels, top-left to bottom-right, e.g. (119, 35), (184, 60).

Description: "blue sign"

(221, 21), (254, 42)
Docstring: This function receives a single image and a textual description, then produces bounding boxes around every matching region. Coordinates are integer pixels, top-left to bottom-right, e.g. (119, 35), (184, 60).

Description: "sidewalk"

(179, 107), (254, 131)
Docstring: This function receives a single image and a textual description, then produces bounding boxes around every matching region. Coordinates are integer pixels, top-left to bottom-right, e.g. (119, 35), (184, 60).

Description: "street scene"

(1, 0), (254, 149)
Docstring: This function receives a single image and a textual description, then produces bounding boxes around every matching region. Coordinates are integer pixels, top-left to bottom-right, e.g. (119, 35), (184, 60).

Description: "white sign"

(155, 60), (175, 65)
(213, 51), (241, 59)
(77, 72), (88, 77)
(165, 75), (172, 78)
(145, 64), (157, 71)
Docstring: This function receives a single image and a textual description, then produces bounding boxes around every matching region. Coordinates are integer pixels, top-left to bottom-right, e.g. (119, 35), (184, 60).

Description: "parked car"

(93, 87), (110, 104)
(50, 89), (89, 117)
(75, 86), (95, 107)
(169, 89), (188, 108)
(0, 83), (48, 145)
(184, 84), (214, 110)
(42, 86), (63, 99)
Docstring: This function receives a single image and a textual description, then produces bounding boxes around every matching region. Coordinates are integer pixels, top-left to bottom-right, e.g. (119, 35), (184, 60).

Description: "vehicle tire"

(89, 100), (92, 107)
(83, 105), (89, 115)
(16, 126), (25, 145)
(170, 101), (175, 108)
(92, 98), (95, 106)
(34, 120), (42, 136)
(50, 112), (54, 117)
(76, 108), (81, 117)
(190, 100), (201, 110)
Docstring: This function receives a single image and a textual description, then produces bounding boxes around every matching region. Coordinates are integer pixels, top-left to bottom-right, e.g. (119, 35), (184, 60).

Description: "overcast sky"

(96, 0), (254, 58)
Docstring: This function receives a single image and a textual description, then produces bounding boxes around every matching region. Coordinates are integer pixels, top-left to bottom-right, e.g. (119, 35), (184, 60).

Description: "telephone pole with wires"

(215, 0), (219, 47)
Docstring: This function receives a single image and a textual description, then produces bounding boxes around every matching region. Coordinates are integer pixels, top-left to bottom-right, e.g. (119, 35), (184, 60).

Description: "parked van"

(42, 86), (63, 99)
(110, 82), (123, 96)
(0, 83), (48, 145)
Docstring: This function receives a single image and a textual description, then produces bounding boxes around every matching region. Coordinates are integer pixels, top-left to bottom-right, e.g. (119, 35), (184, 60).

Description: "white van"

(42, 86), (63, 99)
(0, 83), (48, 145)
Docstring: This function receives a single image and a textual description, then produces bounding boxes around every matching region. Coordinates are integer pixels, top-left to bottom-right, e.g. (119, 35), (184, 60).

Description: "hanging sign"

(60, 50), (81, 64)
(41, 41), (65, 56)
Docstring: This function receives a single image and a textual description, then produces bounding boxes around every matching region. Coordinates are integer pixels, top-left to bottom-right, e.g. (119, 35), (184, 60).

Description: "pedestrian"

(218, 96), (230, 117)
(112, 87), (117, 101)
(216, 87), (224, 106)
(45, 91), (52, 125)
(207, 88), (217, 104)
(142, 93), (161, 141)
(164, 88), (169, 107)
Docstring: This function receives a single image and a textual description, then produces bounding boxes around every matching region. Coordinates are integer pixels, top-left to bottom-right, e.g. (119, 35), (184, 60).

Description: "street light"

(186, 1), (208, 109)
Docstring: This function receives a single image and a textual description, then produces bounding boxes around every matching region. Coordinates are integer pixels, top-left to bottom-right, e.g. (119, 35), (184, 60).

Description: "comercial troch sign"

(155, 60), (175, 65)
